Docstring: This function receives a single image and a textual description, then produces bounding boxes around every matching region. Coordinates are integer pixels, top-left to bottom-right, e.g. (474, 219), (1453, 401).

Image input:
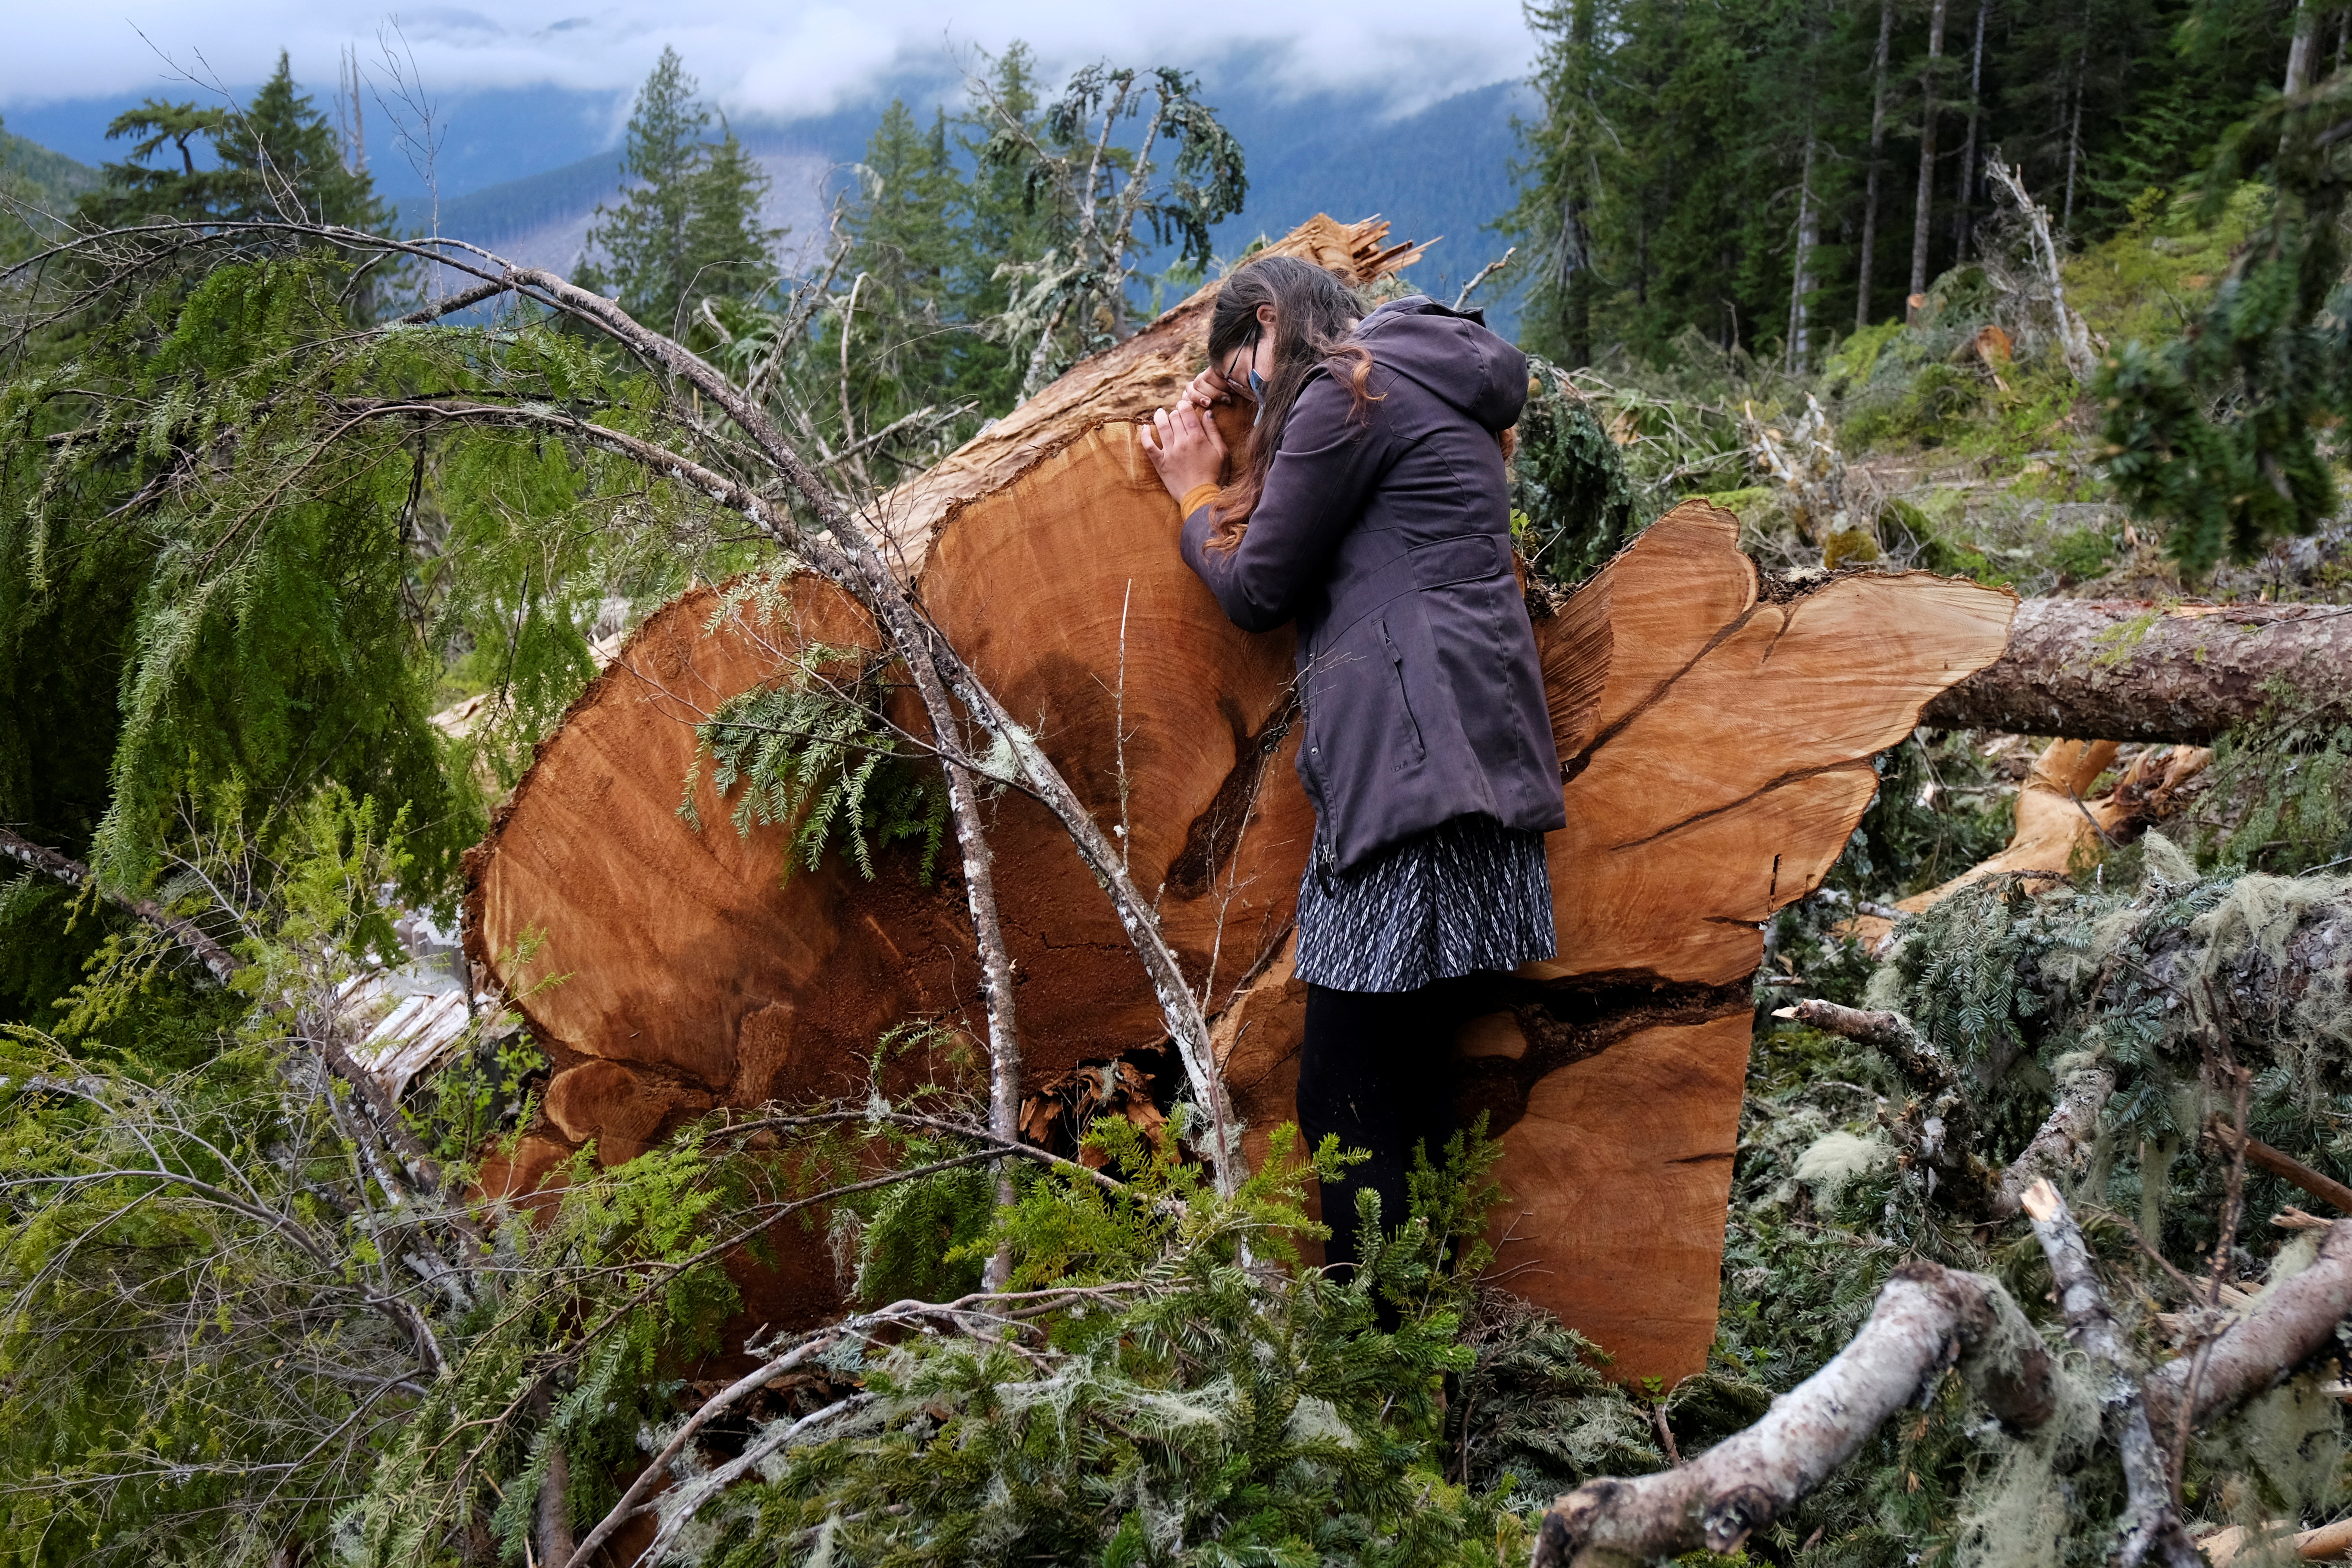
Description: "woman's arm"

(1145, 377), (1386, 632)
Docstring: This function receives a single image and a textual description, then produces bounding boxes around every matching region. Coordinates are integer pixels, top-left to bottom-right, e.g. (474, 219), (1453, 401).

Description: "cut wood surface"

(1846, 736), (2209, 947)
(465, 215), (2015, 1382)
(1920, 596), (2352, 742)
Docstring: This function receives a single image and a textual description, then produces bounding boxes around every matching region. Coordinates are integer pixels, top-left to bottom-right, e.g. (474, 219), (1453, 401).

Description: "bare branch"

(2206, 1118), (2352, 1216)
(1534, 1263), (2055, 1566)
(1995, 1059), (2115, 1219)
(0, 826), (241, 983)
(2018, 1179), (2200, 1568)
(2146, 1217), (2352, 1437)
(1452, 246), (1518, 312)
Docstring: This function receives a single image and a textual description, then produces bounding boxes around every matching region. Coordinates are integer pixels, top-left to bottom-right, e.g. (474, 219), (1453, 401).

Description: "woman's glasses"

(1220, 331), (1262, 399)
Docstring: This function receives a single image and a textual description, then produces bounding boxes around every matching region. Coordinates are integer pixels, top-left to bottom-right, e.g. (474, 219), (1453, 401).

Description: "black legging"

(1297, 978), (1478, 1280)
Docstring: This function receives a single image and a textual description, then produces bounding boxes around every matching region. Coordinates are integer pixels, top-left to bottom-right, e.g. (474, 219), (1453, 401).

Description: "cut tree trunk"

(1920, 597), (2352, 742)
(464, 216), (2015, 1383)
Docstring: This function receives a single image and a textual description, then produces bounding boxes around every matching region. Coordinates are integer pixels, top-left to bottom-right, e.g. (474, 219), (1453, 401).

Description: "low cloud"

(4, 3), (1533, 118)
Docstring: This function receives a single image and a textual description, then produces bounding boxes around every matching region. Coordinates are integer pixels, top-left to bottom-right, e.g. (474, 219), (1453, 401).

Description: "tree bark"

(2018, 1180), (2204, 1568)
(1995, 1062), (2116, 1218)
(2286, 0), (2319, 98)
(534, 1443), (576, 1568)
(2063, 31), (2088, 226)
(1532, 1263), (2055, 1567)
(2144, 1218), (2352, 1440)
(1857, 0), (1898, 329)
(1953, 0), (1989, 258)
(1788, 129), (1819, 368)
(1910, 0), (1950, 302)
(1919, 598), (2352, 742)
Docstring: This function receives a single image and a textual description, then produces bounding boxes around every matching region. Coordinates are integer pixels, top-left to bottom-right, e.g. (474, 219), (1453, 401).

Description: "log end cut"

(462, 230), (2017, 1386)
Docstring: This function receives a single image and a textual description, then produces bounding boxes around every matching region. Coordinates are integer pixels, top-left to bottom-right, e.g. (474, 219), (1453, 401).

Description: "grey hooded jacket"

(1179, 296), (1566, 875)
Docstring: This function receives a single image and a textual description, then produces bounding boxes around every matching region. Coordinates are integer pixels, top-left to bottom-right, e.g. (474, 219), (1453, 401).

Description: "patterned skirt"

(1292, 813), (1556, 994)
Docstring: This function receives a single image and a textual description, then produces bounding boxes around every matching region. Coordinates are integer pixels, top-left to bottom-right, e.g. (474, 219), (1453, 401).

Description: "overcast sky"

(3, 3), (1535, 120)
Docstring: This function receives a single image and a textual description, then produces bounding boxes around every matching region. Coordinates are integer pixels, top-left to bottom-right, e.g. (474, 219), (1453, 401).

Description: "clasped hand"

(1140, 366), (1238, 503)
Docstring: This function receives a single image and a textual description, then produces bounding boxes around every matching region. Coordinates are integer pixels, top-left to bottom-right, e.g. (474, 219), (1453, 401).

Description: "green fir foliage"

(577, 48), (786, 334)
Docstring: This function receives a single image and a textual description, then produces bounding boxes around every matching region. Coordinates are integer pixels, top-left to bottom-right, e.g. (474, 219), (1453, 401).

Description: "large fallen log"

(464, 215), (2015, 1382)
(1920, 597), (2352, 742)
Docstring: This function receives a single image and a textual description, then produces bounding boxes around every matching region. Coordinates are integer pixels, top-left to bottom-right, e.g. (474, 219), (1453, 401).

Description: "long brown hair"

(1201, 255), (1377, 550)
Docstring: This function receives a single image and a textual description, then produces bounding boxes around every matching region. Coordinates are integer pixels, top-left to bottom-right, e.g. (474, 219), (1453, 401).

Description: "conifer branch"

(2018, 1179), (2202, 1568)
(0, 828), (460, 1213)
(0, 825), (240, 983)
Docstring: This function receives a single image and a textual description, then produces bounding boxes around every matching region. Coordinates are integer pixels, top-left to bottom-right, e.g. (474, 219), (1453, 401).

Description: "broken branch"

(2145, 1218), (2352, 1438)
(0, 826), (240, 984)
(1994, 1058), (2116, 1219)
(2017, 1178), (2202, 1568)
(1533, 1263), (2054, 1566)
(2205, 1119), (2352, 1217)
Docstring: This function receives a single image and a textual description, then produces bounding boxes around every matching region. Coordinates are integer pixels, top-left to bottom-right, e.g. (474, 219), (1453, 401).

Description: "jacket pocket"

(1379, 617), (1426, 765)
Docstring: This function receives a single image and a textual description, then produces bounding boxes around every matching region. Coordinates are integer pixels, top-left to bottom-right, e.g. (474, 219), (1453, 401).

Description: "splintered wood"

(465, 215), (2015, 1384)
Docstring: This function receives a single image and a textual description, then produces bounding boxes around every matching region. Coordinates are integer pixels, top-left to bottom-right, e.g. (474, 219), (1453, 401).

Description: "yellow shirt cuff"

(1178, 482), (1222, 519)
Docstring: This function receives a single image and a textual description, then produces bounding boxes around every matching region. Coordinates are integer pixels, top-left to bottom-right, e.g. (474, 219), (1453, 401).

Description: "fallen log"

(464, 214), (2015, 1382)
(1920, 597), (2352, 743)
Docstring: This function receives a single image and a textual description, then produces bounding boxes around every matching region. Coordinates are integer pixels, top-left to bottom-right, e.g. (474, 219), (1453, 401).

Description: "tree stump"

(464, 216), (2016, 1382)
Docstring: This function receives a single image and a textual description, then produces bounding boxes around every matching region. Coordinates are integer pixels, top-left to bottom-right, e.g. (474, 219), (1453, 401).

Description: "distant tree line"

(1509, 0), (2339, 368)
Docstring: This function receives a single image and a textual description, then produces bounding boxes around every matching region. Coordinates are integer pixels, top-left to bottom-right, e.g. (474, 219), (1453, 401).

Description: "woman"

(1140, 255), (1565, 1281)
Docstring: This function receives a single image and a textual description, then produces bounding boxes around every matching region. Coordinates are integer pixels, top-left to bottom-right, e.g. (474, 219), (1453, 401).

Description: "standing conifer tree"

(953, 44), (1057, 413)
(78, 53), (385, 233)
(835, 100), (968, 451)
(579, 48), (783, 334)
(1512, 0), (1612, 368)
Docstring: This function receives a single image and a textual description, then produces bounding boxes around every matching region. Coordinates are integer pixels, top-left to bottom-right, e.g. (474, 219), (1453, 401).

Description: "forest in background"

(4, 2), (2352, 1564)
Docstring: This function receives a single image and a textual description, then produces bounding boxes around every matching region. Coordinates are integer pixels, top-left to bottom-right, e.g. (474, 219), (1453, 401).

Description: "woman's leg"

(1298, 982), (1461, 1280)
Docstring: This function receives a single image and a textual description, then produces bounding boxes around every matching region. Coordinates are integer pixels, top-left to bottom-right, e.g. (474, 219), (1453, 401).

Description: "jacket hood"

(1351, 296), (1529, 432)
